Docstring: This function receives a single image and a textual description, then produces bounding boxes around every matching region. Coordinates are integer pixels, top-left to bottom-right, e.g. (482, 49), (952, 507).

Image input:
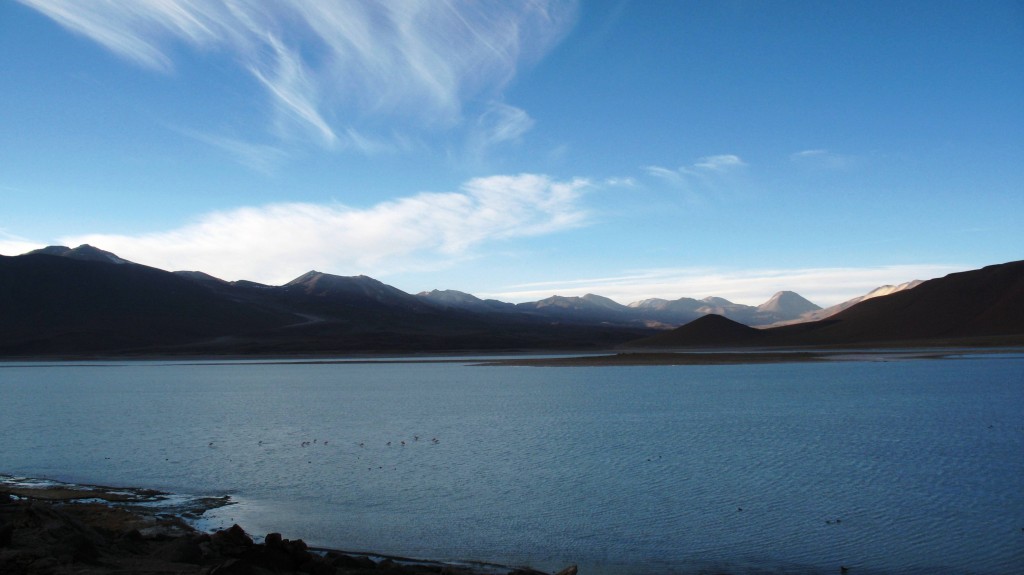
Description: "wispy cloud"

(484, 264), (961, 307)
(58, 174), (590, 285)
(474, 103), (535, 148)
(178, 130), (289, 174)
(693, 154), (746, 171)
(0, 229), (44, 257)
(644, 153), (747, 201)
(789, 149), (854, 170)
(20, 0), (577, 151)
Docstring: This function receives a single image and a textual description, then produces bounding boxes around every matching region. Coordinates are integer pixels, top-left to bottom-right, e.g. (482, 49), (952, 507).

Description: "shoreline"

(0, 477), (575, 575)
(474, 347), (1024, 367)
(2, 339), (1022, 364)
(0, 341), (1019, 364)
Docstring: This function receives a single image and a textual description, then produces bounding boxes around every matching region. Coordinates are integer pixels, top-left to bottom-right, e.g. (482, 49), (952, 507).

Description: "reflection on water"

(1, 356), (1022, 574)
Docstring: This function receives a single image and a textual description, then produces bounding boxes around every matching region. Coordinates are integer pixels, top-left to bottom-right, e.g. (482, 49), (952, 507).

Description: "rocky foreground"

(0, 490), (577, 575)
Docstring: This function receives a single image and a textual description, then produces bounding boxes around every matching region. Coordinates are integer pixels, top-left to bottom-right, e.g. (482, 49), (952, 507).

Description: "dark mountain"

(0, 247), (654, 356)
(764, 280), (922, 327)
(416, 289), (516, 313)
(627, 260), (1024, 349)
(771, 260), (1024, 345)
(7, 244), (1018, 356)
(0, 253), (297, 355)
(28, 244), (129, 264)
(516, 293), (637, 324)
(282, 271), (433, 313)
(626, 314), (765, 348)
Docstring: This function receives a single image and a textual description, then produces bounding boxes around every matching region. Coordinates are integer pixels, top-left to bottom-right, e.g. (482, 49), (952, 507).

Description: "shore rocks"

(0, 496), (573, 575)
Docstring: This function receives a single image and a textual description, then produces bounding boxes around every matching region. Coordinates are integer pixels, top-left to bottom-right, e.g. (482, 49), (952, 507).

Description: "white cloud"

(643, 165), (686, 186)
(789, 149), (854, 169)
(483, 264), (962, 307)
(58, 174), (590, 285)
(693, 154), (746, 171)
(19, 0), (577, 148)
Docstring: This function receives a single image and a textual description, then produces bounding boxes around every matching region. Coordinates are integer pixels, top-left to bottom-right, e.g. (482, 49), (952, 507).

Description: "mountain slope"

(776, 260), (1024, 344)
(764, 280), (922, 327)
(756, 291), (820, 316)
(0, 254), (297, 354)
(627, 260), (1024, 348)
(0, 248), (655, 356)
(29, 244), (130, 264)
(416, 289), (516, 313)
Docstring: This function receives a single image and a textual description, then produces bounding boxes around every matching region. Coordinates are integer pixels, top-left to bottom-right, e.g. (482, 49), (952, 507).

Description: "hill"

(626, 314), (765, 348)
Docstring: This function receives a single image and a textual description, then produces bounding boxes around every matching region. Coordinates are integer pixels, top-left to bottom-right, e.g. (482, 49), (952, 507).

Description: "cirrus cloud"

(19, 0), (578, 150)
(644, 153), (747, 202)
(58, 174), (590, 285)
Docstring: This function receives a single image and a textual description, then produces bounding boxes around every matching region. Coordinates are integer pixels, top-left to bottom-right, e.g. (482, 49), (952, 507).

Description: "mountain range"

(1, 245), (1021, 356)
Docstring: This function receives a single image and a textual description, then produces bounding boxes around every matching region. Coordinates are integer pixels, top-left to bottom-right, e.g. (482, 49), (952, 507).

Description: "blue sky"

(2, 0), (1021, 306)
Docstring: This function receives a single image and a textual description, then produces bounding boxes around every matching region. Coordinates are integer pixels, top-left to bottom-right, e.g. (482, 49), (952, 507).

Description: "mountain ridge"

(3, 245), (1020, 356)
(629, 260), (1024, 349)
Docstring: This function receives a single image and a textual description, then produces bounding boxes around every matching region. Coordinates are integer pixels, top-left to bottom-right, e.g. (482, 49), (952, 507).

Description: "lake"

(1, 355), (1022, 574)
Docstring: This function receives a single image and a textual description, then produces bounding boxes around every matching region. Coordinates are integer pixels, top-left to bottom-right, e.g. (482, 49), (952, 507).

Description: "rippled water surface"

(2, 356), (1022, 574)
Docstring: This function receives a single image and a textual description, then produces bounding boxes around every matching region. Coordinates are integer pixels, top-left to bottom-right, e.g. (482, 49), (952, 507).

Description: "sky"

(1, 0), (1021, 306)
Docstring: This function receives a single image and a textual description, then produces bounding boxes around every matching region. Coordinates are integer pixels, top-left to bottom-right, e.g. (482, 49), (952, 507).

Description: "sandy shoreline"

(0, 479), (575, 575)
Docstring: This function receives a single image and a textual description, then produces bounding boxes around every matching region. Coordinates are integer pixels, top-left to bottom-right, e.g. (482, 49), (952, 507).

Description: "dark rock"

(330, 552), (377, 570)
(211, 524), (254, 556)
(0, 522), (12, 547)
(265, 532), (283, 547)
(377, 558), (410, 573)
(299, 557), (338, 575)
(553, 566), (578, 575)
(209, 557), (267, 575)
(151, 536), (204, 564)
(283, 537), (313, 565)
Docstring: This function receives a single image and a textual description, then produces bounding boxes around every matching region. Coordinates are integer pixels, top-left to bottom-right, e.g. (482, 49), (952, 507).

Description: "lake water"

(1, 355), (1022, 574)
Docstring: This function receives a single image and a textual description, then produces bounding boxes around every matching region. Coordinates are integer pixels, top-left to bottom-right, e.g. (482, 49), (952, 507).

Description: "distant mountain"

(628, 260), (1024, 349)
(29, 244), (129, 265)
(515, 293), (636, 324)
(416, 289), (516, 313)
(284, 271), (432, 312)
(625, 292), (819, 326)
(628, 297), (705, 325)
(764, 280), (922, 327)
(756, 291), (820, 317)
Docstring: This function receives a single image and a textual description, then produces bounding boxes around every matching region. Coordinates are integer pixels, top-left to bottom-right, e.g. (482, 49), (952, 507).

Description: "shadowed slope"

(627, 260), (1024, 348)
(774, 260), (1024, 344)
(626, 314), (765, 348)
(0, 254), (297, 354)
